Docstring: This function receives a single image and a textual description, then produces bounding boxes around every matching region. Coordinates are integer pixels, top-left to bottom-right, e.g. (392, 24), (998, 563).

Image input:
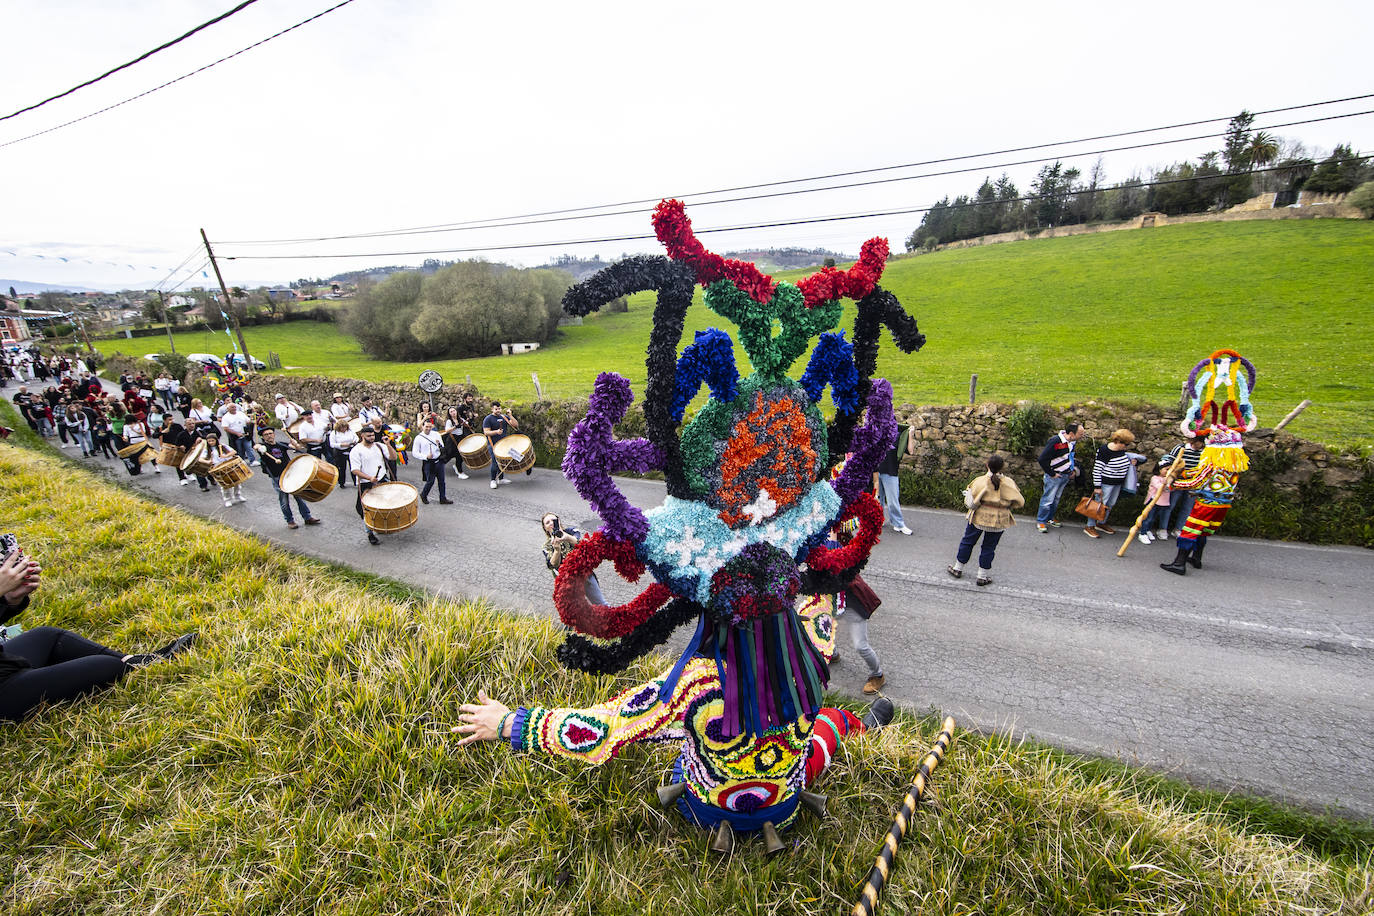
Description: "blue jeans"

(1165, 491), (1196, 533)
(1085, 483), (1123, 529)
(270, 475), (314, 524)
(956, 523), (1004, 570)
(876, 473), (905, 528)
(1037, 473), (1074, 523)
(1143, 503), (1171, 532)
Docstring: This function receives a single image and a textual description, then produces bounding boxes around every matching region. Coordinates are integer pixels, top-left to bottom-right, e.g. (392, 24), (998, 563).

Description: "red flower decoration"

(554, 531), (674, 640)
(796, 237), (890, 309)
(804, 492), (884, 574)
(652, 199), (777, 304)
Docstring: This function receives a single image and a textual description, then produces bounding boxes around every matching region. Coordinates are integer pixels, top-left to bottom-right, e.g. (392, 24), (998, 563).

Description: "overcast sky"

(4, 0), (1372, 291)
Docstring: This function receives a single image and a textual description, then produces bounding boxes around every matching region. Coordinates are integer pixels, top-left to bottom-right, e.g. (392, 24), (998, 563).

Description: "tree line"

(344, 260), (573, 361)
(906, 112), (1373, 251)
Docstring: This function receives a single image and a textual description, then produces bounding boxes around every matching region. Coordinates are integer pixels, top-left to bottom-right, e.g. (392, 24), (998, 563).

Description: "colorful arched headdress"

(1181, 348), (1258, 439)
(553, 201), (925, 737)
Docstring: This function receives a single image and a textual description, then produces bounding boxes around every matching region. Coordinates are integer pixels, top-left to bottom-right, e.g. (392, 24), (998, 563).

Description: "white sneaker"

(1138, 532), (1153, 545)
(895, 525), (912, 535)
(224, 499), (233, 507)
(235, 496), (247, 503)
(153, 466), (161, 473)
(490, 480), (498, 489)
(457, 473), (469, 480)
(498, 478), (511, 485)
(1155, 529), (1169, 540)
(180, 479), (189, 486)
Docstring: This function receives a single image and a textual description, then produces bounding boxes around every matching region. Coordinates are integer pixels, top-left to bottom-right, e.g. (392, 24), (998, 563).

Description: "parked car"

(186, 352), (266, 370)
(143, 353), (162, 362)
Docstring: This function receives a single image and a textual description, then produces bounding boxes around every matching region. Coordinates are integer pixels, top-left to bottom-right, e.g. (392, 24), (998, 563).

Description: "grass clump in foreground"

(0, 442), (1370, 915)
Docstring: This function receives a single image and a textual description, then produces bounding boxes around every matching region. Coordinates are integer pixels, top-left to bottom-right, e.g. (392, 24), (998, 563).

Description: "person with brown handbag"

(1083, 429), (1140, 538)
(948, 455), (1024, 586)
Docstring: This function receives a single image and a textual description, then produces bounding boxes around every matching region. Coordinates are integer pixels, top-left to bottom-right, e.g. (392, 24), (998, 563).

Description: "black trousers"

(420, 458), (446, 500)
(0, 626), (129, 722)
(355, 479), (377, 532)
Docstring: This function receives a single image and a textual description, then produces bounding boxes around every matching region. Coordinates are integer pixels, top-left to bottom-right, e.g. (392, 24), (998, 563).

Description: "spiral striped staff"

(852, 716), (956, 916)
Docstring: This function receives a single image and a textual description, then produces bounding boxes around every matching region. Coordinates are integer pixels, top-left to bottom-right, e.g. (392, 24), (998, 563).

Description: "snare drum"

(361, 482), (419, 534)
(209, 455), (253, 487)
(180, 440), (214, 476)
(158, 442), (188, 468)
(458, 433), (491, 470)
(279, 455), (338, 502)
(494, 434), (536, 475)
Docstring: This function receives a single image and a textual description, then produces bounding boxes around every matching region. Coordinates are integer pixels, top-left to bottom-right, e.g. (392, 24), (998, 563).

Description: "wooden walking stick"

(1118, 459), (1182, 557)
(852, 716), (956, 916)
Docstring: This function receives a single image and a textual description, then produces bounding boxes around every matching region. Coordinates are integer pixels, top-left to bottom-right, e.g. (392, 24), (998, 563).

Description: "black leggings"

(0, 626), (129, 722)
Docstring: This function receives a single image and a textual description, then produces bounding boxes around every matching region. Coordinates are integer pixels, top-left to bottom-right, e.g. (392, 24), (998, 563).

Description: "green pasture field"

(104, 220), (1374, 451)
(1, 422), (1370, 914)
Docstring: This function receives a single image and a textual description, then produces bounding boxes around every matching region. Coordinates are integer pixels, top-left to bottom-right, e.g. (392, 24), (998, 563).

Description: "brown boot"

(862, 674), (886, 695)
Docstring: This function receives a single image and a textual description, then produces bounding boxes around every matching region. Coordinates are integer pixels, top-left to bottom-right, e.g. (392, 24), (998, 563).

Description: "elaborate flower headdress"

(552, 201), (925, 737)
(1182, 348), (1258, 474)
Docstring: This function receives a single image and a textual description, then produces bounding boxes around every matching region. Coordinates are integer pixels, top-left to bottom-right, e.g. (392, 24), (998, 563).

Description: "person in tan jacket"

(947, 454), (1024, 587)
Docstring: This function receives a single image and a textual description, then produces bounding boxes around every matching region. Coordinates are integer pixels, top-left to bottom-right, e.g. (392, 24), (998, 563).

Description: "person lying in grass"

(0, 540), (197, 723)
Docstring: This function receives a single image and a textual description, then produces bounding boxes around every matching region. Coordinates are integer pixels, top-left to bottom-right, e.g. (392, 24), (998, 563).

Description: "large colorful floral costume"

(1161, 349), (1257, 575)
(505, 200), (925, 836)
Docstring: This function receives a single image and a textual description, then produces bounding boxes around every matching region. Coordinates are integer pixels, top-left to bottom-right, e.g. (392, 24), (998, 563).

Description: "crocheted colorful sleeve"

(509, 658), (718, 765)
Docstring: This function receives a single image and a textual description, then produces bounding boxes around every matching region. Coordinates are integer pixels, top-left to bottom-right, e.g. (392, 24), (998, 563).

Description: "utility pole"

(199, 228), (252, 371)
(156, 290), (177, 356)
(69, 311), (95, 354)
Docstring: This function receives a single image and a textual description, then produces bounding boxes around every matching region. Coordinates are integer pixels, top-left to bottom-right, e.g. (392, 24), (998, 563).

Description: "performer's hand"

(454, 689), (511, 746)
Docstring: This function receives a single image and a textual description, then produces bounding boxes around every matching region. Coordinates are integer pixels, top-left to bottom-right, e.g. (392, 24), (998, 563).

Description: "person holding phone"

(0, 539), (197, 723)
(540, 512), (605, 605)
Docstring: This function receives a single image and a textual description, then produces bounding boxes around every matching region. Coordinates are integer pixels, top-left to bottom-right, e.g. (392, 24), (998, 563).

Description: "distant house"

(1, 299), (30, 343)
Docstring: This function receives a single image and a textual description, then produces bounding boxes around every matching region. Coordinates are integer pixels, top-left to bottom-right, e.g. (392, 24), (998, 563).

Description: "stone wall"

(895, 399), (1365, 493)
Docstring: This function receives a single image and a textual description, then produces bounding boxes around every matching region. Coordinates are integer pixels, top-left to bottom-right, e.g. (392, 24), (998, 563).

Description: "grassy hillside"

(2, 426), (1372, 914)
(104, 220), (1374, 450)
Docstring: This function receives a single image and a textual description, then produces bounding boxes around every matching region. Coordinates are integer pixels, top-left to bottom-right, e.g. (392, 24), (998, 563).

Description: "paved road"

(86, 413), (1374, 821)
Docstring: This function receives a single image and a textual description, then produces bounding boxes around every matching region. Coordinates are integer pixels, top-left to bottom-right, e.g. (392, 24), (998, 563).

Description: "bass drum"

(494, 434), (536, 475)
(209, 455), (253, 488)
(458, 433), (491, 470)
(361, 482), (419, 534)
(280, 455), (338, 502)
(180, 440), (214, 476)
(158, 442), (187, 468)
(116, 441), (154, 464)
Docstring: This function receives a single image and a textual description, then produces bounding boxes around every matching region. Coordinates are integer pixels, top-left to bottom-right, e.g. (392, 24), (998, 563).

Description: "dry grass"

(0, 431), (1370, 915)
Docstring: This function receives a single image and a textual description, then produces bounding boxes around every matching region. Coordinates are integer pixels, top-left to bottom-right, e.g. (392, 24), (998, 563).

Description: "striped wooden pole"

(851, 716), (956, 916)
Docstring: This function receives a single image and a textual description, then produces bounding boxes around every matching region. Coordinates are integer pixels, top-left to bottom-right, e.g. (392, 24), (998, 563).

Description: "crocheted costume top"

(512, 595), (837, 813)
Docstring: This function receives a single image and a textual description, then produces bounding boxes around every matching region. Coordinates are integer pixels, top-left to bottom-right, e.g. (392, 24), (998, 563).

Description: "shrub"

(1005, 402), (1055, 456)
(1348, 180), (1374, 218)
(155, 352), (193, 382)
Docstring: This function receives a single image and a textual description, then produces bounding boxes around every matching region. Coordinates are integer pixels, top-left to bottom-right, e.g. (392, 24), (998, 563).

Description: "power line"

(221, 154), (1373, 262)
(0, 0), (359, 150)
(1, 0), (262, 124)
(217, 151), (1374, 263)
(221, 92), (1374, 245)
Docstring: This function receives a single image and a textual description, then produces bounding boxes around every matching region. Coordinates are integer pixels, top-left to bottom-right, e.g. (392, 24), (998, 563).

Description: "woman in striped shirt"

(1085, 429), (1141, 538)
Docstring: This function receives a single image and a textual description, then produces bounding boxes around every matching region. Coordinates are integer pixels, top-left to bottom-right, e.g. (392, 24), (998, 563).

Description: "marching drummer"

(349, 426), (390, 546)
(256, 428), (320, 530)
(160, 414), (195, 487)
(274, 393), (304, 428)
(442, 406), (471, 480)
(203, 432), (246, 508)
(329, 392), (353, 422)
(412, 418), (452, 505)
(122, 415), (159, 476)
(357, 395), (384, 425)
(295, 408), (329, 460)
(482, 400), (518, 489)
